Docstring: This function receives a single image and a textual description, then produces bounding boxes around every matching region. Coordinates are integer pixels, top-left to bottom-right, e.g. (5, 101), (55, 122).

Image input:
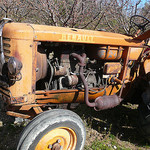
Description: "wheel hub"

(48, 139), (62, 150)
(51, 142), (61, 150)
(35, 127), (77, 150)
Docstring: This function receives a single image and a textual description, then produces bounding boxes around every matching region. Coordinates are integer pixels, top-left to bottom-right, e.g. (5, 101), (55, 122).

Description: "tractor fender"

(144, 59), (150, 74)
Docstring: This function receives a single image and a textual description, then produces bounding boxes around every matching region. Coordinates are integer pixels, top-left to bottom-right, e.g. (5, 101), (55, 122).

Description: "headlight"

(7, 57), (22, 75)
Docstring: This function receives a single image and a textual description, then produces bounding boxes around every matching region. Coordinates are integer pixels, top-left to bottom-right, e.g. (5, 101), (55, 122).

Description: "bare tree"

(101, 0), (143, 34)
(141, 2), (150, 19)
(0, 0), (15, 18)
(27, 0), (109, 29)
(0, 0), (34, 22)
(0, 0), (148, 34)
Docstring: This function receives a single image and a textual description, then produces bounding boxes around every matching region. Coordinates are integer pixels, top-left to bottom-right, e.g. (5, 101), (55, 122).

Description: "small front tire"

(17, 109), (86, 150)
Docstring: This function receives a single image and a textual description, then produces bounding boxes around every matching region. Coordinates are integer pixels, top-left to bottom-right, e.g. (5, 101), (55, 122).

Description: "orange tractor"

(0, 15), (150, 150)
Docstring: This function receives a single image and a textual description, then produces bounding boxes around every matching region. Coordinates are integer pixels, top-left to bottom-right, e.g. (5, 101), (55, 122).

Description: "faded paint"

(3, 22), (144, 47)
(60, 33), (94, 43)
(144, 59), (150, 74)
(35, 85), (121, 104)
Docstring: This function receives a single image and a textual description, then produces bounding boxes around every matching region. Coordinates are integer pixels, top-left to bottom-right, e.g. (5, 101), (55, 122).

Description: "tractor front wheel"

(17, 109), (86, 150)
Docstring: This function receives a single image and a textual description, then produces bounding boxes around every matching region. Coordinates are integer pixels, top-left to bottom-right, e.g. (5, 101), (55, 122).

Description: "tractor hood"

(3, 22), (144, 47)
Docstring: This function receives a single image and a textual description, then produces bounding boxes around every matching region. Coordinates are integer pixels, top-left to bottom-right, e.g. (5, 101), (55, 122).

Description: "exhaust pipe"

(71, 53), (123, 110)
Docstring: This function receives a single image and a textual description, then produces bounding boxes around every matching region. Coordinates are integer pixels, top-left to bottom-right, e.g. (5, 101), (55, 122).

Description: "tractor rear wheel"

(138, 101), (150, 142)
(17, 109), (86, 150)
(138, 84), (150, 142)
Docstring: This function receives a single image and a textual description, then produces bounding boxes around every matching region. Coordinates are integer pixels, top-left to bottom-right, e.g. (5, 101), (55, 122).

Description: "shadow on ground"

(0, 111), (23, 150)
(75, 104), (149, 148)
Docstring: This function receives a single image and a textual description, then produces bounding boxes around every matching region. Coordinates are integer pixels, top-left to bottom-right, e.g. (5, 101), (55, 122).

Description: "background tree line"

(0, 0), (149, 34)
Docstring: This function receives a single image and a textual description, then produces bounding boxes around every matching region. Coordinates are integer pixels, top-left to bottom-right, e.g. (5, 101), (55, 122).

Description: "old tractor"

(0, 15), (150, 150)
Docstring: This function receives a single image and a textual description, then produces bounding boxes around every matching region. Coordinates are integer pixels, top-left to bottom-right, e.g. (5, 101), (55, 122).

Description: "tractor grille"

(3, 37), (11, 63)
(0, 37), (11, 97)
(0, 86), (10, 97)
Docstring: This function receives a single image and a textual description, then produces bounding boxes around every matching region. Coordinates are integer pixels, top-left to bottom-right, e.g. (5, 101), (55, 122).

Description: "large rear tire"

(138, 85), (150, 142)
(138, 102), (150, 142)
(17, 109), (86, 150)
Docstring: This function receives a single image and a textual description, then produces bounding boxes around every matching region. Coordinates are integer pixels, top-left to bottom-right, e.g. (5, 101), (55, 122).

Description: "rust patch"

(10, 96), (24, 104)
(14, 50), (21, 60)
(6, 111), (30, 119)
(104, 62), (122, 74)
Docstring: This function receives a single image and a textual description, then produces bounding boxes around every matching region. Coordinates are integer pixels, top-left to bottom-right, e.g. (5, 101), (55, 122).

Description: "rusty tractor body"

(0, 15), (150, 149)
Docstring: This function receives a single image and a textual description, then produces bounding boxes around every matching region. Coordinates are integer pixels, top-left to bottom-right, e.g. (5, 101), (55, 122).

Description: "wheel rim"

(35, 127), (77, 150)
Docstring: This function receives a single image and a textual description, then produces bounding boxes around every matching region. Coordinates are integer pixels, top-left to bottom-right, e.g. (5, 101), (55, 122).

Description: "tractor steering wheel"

(130, 15), (150, 36)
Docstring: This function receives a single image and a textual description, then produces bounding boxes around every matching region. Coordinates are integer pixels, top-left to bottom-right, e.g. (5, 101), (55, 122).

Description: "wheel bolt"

(48, 144), (52, 149)
(57, 139), (61, 143)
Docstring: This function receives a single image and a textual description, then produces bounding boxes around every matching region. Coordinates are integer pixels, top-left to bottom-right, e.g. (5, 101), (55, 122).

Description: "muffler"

(94, 95), (122, 111)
